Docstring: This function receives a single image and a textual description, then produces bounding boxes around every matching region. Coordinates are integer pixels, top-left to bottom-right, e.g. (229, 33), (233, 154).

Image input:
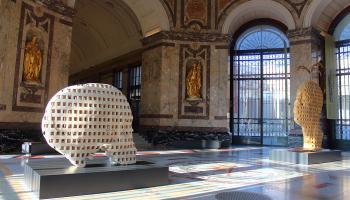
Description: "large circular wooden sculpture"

(294, 80), (323, 150)
(42, 83), (137, 167)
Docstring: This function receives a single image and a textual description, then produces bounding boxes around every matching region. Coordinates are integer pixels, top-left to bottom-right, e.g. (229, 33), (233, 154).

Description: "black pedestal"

(269, 149), (342, 165)
(22, 142), (58, 155)
(24, 158), (169, 199)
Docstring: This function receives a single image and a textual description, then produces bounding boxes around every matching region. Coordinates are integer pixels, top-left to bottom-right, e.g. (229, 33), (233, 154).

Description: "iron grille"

(336, 40), (350, 140)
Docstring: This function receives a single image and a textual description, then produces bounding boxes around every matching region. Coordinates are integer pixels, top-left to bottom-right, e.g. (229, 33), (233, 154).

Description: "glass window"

(236, 25), (289, 50)
(129, 66), (141, 100)
(232, 25), (290, 146)
(335, 40), (350, 140)
(114, 71), (123, 90)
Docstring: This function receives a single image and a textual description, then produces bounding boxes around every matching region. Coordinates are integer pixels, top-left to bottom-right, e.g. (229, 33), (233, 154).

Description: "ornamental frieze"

(142, 31), (232, 45)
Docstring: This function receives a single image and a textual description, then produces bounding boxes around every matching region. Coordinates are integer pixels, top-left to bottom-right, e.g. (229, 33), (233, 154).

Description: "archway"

(69, 0), (170, 132)
(230, 22), (290, 146)
(332, 11), (350, 146)
(303, 0), (350, 31)
(220, 0), (296, 35)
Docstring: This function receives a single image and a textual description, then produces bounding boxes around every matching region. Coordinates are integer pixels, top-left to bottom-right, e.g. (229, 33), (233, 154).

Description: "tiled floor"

(1, 147), (350, 200)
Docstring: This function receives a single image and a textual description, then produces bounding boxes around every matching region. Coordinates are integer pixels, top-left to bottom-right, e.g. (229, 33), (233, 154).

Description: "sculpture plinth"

(24, 157), (169, 199)
(269, 149), (342, 165)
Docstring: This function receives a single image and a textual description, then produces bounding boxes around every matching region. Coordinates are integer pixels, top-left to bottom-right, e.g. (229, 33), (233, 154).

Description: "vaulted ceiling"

(70, 0), (350, 75)
(70, 0), (142, 75)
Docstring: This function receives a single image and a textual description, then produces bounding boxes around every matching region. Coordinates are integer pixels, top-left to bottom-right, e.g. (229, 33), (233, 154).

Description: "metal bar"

(337, 46), (343, 139)
(237, 53), (241, 136)
(260, 51), (264, 145)
(230, 47), (234, 135)
(284, 48), (289, 135)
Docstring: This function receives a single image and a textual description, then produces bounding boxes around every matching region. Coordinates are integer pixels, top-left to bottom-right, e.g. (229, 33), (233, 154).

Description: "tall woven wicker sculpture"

(42, 83), (137, 167)
(294, 63), (324, 150)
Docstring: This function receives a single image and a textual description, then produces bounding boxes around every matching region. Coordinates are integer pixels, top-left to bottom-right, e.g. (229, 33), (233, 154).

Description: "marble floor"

(1, 146), (350, 200)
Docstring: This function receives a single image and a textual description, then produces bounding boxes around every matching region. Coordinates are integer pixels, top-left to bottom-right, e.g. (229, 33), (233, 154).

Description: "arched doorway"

(333, 13), (350, 144)
(231, 24), (290, 146)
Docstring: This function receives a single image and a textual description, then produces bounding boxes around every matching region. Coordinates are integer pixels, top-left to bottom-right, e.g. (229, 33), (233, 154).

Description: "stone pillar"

(287, 27), (324, 147)
(139, 31), (230, 145)
(0, 0), (75, 152)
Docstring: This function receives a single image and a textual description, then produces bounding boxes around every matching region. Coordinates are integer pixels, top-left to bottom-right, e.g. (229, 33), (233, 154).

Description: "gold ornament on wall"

(186, 62), (202, 100)
(294, 61), (324, 151)
(22, 36), (42, 84)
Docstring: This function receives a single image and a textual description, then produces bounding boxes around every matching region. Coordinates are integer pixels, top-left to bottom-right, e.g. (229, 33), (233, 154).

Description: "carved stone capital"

(287, 27), (322, 45)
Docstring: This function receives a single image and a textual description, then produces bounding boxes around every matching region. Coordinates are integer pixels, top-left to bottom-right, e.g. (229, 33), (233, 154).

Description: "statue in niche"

(186, 61), (202, 100)
(22, 36), (42, 84)
(293, 62), (324, 151)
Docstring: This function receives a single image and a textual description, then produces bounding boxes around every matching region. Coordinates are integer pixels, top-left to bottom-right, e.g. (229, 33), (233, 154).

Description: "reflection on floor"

(1, 147), (350, 200)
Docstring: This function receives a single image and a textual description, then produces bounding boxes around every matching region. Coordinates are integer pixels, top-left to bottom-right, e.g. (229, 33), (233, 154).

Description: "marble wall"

(140, 31), (230, 139)
(0, 0), (74, 129)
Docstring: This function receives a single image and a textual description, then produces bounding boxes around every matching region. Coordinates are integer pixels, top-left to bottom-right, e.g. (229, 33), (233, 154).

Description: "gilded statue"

(22, 36), (42, 84)
(294, 62), (324, 151)
(186, 62), (202, 100)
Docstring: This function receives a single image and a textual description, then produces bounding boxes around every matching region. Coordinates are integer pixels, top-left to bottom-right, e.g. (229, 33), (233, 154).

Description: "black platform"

(22, 142), (58, 155)
(269, 149), (342, 165)
(24, 157), (169, 199)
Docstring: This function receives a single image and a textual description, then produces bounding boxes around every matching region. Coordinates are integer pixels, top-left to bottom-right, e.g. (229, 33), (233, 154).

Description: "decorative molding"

(181, 0), (211, 29)
(290, 39), (319, 46)
(12, 2), (55, 112)
(287, 27), (322, 46)
(178, 44), (210, 120)
(140, 114), (173, 119)
(142, 31), (232, 45)
(287, 27), (319, 38)
(143, 42), (175, 52)
(161, 0), (177, 28)
(34, 0), (76, 18)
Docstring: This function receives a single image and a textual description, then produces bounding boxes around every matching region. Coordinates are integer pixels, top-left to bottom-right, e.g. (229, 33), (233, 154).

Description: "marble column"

(0, 0), (75, 152)
(139, 31), (230, 144)
(287, 27), (324, 147)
